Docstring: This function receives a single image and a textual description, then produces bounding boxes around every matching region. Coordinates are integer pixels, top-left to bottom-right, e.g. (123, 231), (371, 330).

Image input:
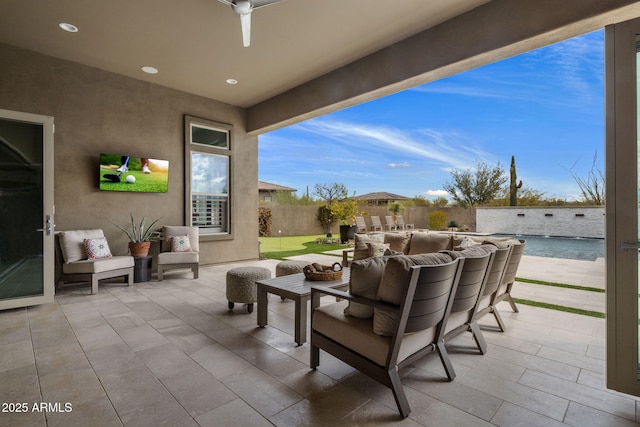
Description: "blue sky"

(259, 30), (604, 201)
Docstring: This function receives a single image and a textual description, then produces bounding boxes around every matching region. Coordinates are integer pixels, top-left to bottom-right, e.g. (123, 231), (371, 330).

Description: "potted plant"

(115, 213), (162, 257)
(331, 199), (358, 243)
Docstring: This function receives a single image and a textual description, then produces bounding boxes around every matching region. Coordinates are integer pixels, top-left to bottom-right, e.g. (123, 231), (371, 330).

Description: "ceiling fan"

(217, 0), (283, 47)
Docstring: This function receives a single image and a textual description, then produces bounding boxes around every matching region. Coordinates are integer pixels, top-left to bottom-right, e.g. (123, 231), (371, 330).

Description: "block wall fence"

(265, 205), (605, 239)
(476, 206), (605, 238)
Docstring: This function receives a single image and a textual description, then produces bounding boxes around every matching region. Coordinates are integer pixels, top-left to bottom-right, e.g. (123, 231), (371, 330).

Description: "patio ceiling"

(2, 0), (640, 133)
(0, 0), (489, 108)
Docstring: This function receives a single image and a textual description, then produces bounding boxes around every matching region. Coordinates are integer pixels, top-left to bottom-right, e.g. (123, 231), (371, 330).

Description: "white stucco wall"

(476, 207), (605, 238)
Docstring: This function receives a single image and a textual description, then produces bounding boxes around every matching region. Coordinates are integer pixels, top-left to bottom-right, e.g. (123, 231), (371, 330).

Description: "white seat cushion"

(157, 251), (199, 264)
(314, 301), (436, 366)
(62, 256), (134, 274)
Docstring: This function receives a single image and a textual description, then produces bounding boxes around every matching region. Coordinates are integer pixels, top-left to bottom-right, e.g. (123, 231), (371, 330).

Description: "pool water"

(494, 234), (605, 261)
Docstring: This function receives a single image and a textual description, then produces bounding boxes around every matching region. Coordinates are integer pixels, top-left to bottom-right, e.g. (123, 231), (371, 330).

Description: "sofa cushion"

(374, 252), (453, 336)
(482, 237), (522, 249)
(353, 233), (385, 261)
(441, 244), (496, 260)
(344, 256), (389, 318)
(60, 229), (104, 263)
(158, 251), (199, 264)
(407, 232), (452, 255)
(62, 255), (134, 274)
(83, 237), (113, 259)
(314, 301), (436, 366)
(384, 232), (411, 254)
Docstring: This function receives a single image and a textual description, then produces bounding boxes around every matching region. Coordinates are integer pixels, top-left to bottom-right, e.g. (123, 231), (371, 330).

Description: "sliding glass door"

(0, 109), (54, 310)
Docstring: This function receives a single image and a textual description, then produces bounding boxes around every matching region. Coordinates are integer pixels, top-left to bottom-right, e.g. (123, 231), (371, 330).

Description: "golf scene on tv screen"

(99, 154), (169, 193)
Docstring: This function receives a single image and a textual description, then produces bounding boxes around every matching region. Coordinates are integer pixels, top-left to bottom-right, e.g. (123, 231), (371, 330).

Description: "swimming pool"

(493, 234), (605, 261)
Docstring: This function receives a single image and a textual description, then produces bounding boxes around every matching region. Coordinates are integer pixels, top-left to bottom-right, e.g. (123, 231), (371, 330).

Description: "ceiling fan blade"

(252, 0), (281, 9)
(240, 13), (251, 47)
(216, 0), (235, 7)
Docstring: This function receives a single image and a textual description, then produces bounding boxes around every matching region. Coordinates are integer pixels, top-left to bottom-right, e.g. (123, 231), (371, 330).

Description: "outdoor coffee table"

(256, 268), (351, 346)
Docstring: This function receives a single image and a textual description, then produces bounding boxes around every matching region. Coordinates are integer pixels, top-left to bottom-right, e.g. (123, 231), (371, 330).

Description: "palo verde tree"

(442, 161), (507, 207)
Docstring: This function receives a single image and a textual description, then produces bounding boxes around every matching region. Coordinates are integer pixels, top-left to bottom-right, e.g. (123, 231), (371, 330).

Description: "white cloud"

(424, 189), (449, 197)
(296, 119), (491, 171)
(387, 162), (410, 168)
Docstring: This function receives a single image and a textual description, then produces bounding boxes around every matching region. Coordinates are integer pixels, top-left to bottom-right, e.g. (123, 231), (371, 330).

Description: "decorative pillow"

(407, 232), (452, 254)
(367, 242), (390, 257)
(373, 252), (453, 336)
(452, 236), (482, 250)
(344, 256), (390, 318)
(83, 237), (113, 259)
(171, 235), (192, 252)
(353, 233), (385, 261)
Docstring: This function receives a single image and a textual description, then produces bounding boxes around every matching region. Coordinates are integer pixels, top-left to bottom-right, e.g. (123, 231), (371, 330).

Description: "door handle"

(621, 240), (640, 252)
(36, 214), (54, 236)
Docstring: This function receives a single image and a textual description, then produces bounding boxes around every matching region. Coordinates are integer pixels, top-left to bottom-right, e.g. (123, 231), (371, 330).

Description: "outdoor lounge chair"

(384, 215), (397, 231)
(157, 226), (199, 280)
(475, 246), (513, 332)
(310, 258), (464, 418)
(396, 215), (414, 230)
(55, 229), (134, 295)
(494, 240), (526, 312)
(370, 215), (383, 231)
(354, 216), (367, 233)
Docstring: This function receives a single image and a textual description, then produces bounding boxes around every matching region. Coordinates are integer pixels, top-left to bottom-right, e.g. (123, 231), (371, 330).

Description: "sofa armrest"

(310, 285), (399, 314)
(342, 248), (354, 267)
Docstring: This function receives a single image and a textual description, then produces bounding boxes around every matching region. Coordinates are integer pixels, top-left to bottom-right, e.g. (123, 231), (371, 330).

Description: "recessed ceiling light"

(141, 66), (159, 74)
(226, 79), (238, 85)
(59, 22), (78, 33)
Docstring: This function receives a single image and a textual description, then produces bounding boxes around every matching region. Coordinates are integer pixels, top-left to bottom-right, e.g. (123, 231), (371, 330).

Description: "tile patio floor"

(1, 255), (637, 427)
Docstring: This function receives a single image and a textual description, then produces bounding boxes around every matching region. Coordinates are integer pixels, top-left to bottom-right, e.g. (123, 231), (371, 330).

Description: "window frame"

(184, 115), (233, 241)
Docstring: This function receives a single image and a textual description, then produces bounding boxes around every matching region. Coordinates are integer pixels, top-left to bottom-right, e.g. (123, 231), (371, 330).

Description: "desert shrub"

(259, 207), (272, 236)
(429, 211), (447, 230)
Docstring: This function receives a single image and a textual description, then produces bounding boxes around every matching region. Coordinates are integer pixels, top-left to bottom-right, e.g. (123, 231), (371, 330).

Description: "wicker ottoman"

(276, 260), (309, 277)
(226, 266), (271, 313)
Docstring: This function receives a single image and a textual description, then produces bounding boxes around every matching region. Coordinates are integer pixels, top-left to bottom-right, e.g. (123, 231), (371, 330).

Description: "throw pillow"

(344, 256), (390, 318)
(353, 233), (385, 261)
(367, 242), (390, 257)
(83, 237), (113, 259)
(171, 235), (192, 252)
(373, 252), (453, 336)
(452, 236), (482, 250)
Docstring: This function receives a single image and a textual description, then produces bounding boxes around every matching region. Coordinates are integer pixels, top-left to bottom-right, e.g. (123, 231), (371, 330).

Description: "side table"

(133, 255), (153, 283)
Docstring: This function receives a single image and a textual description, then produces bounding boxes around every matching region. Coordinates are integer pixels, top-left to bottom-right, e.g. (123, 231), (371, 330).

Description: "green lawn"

(100, 169), (169, 193)
(259, 234), (349, 260)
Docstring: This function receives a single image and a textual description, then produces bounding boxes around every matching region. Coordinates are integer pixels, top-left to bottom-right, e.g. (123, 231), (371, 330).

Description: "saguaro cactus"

(510, 155), (523, 206)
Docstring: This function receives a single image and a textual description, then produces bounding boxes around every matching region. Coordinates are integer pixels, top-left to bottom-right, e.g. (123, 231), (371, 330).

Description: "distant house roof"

(353, 192), (409, 201)
(258, 181), (296, 192)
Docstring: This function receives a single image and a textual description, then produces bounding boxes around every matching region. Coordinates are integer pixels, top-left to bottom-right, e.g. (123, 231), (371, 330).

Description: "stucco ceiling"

(0, 0), (490, 108)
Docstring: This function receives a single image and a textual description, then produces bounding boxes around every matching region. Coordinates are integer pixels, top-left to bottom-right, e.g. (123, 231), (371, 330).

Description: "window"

(185, 116), (232, 237)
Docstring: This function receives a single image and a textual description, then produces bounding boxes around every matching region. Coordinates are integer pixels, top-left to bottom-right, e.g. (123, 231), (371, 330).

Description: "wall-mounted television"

(99, 154), (169, 193)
